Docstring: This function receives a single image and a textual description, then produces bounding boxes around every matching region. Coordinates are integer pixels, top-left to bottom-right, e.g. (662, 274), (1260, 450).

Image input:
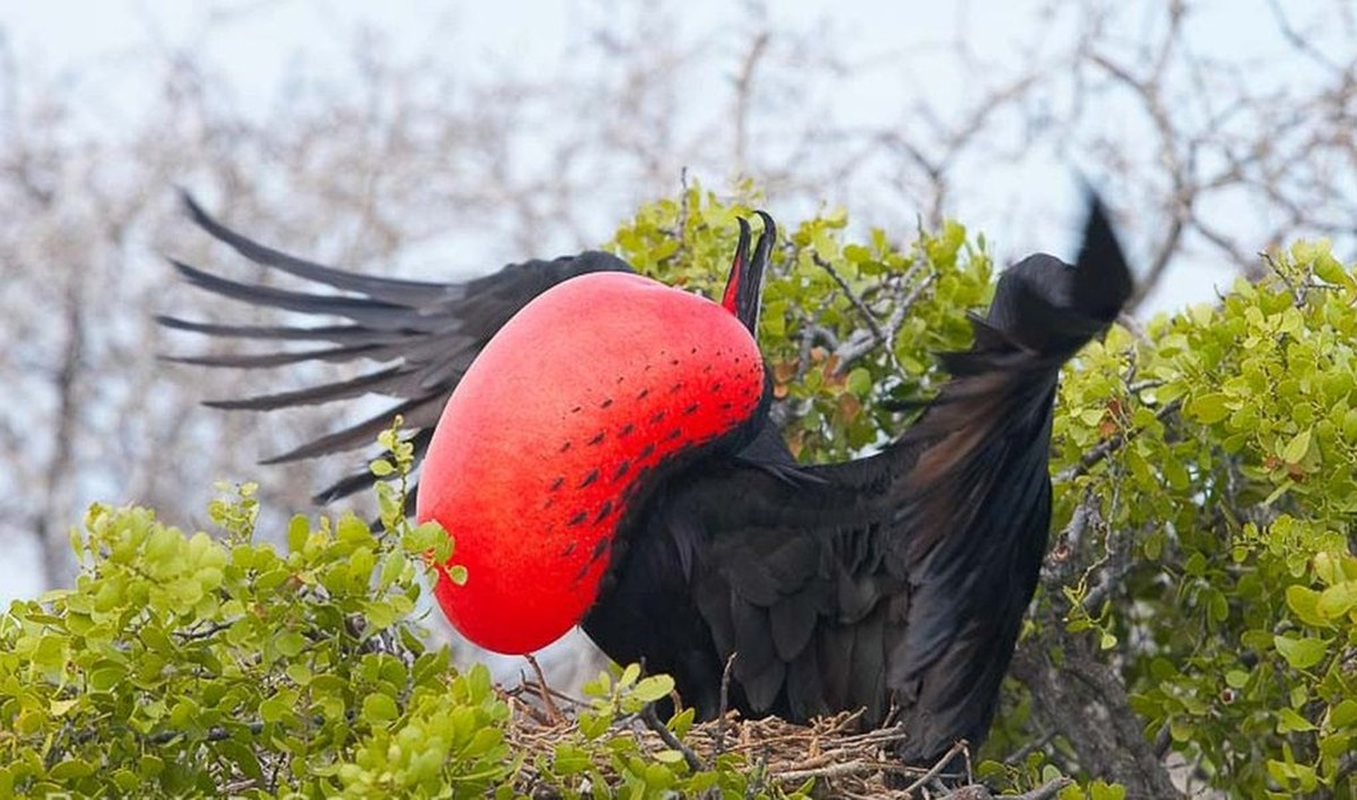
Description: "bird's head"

(417, 216), (776, 654)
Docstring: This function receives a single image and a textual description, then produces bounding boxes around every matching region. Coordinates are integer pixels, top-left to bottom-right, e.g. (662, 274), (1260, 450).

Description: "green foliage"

(617, 186), (1356, 796)
(9, 189), (1357, 797)
(1029, 241), (1357, 796)
(0, 420), (803, 798)
(611, 178), (992, 460)
(0, 422), (478, 797)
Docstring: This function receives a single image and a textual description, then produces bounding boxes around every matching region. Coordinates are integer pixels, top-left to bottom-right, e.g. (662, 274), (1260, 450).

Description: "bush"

(3, 187), (1353, 797)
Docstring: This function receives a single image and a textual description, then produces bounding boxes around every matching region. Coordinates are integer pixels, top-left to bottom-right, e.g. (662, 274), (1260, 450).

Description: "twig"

(814, 252), (891, 351)
(731, 31), (771, 171)
(676, 166), (690, 255)
(1055, 398), (1181, 483)
(173, 618), (236, 641)
(523, 653), (563, 723)
(1041, 491), (1098, 584)
(641, 704), (706, 772)
(1003, 730), (1055, 765)
(713, 651), (738, 756)
(1014, 776), (1074, 800)
(506, 692), (552, 726)
(743, 750), (768, 800)
(1265, 0), (1343, 73)
(902, 740), (968, 796)
(810, 250), (917, 375)
(775, 759), (904, 783)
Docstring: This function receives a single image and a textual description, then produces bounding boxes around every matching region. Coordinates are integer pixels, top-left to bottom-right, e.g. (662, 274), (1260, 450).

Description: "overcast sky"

(0, 0), (1334, 604)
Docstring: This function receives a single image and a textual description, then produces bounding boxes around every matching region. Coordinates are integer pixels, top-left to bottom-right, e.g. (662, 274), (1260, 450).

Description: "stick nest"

(503, 674), (1062, 799)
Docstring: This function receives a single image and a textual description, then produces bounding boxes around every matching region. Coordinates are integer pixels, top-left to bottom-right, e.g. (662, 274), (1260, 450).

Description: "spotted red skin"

(417, 272), (765, 654)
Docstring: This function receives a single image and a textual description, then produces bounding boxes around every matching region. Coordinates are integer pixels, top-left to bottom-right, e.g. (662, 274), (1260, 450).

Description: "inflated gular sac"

(417, 272), (765, 654)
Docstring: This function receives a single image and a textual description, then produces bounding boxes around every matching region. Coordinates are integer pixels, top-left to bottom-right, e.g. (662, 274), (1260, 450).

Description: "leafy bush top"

(3, 186), (1354, 798)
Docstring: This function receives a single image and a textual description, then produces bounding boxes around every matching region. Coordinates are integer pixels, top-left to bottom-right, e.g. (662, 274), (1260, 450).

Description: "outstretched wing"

(162, 194), (633, 502)
(583, 195), (1132, 764)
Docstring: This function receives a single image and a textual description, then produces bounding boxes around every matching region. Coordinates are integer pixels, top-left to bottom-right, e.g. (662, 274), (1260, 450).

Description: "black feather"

(180, 191), (455, 305)
(164, 195), (633, 499)
(581, 193), (1134, 764)
(170, 193), (1134, 763)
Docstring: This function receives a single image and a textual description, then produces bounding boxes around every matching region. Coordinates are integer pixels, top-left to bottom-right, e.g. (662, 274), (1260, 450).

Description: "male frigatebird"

(163, 194), (1131, 763)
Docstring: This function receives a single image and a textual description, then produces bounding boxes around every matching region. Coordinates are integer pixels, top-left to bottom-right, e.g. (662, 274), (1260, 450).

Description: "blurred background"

(2, 0), (1353, 681)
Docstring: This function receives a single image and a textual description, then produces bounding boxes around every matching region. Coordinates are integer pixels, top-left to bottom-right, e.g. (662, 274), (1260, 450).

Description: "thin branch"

(1012, 777), (1075, 800)
(712, 651), (738, 757)
(523, 654), (564, 724)
(901, 739), (968, 794)
(731, 30), (771, 172)
(641, 704), (705, 772)
(1055, 399), (1182, 483)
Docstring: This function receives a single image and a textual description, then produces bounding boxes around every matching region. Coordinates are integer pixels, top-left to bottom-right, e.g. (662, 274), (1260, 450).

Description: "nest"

(502, 670), (1068, 800)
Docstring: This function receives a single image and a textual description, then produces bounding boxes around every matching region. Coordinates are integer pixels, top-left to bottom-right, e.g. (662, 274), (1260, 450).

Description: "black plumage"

(162, 193), (632, 502)
(164, 194), (1131, 763)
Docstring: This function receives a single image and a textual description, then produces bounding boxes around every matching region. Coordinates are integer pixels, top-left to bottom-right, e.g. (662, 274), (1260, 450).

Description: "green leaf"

(1276, 708), (1316, 733)
(1089, 781), (1127, 800)
(362, 693), (399, 723)
(632, 674), (676, 704)
(259, 697), (290, 724)
(1281, 428), (1313, 465)
(1274, 634), (1328, 670)
(553, 744), (591, 776)
(1314, 250), (1347, 284)
(274, 630), (307, 658)
(1187, 393), (1230, 424)
(1286, 585), (1326, 626)
(287, 514), (309, 553)
(579, 710), (610, 740)
(1329, 699), (1357, 728)
(379, 552), (408, 589)
(48, 759), (96, 780)
(286, 663), (313, 686)
(846, 367), (872, 396)
(90, 663), (128, 692)
(1316, 581), (1357, 619)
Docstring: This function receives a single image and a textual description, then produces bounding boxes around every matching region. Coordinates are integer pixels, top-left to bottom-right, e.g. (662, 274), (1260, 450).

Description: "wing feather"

(583, 195), (1132, 763)
(164, 194), (634, 500)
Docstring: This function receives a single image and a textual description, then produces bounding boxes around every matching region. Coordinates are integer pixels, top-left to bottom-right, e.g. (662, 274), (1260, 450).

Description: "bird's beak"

(721, 211), (775, 336)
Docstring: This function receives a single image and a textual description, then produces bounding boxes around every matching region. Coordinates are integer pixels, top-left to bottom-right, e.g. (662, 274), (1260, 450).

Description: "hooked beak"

(721, 211), (776, 336)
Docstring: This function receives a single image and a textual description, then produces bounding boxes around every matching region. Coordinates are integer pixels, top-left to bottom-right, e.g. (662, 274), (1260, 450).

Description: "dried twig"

(523, 654), (564, 724)
(712, 651), (738, 756)
(901, 740), (968, 795)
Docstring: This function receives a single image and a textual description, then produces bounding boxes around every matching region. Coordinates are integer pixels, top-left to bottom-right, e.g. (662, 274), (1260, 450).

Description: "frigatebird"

(162, 194), (1131, 763)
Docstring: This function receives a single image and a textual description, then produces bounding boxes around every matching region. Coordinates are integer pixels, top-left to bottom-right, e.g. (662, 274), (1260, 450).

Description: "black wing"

(582, 197), (1132, 764)
(162, 193), (633, 502)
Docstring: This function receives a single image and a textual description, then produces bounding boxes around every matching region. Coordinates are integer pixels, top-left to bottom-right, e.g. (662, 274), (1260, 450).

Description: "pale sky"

(0, 0), (1327, 605)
